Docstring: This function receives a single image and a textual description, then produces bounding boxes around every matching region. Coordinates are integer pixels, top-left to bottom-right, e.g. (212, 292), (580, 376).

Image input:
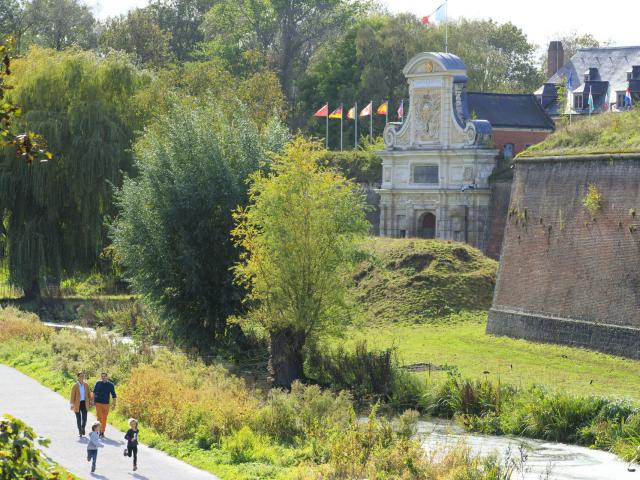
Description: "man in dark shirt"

(93, 372), (117, 438)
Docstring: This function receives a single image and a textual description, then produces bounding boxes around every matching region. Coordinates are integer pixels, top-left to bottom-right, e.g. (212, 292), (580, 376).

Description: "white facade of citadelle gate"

(379, 52), (498, 251)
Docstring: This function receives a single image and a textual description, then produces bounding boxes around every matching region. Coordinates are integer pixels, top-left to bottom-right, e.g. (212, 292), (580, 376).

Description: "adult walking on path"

(0, 364), (219, 480)
(93, 371), (117, 438)
(69, 372), (92, 437)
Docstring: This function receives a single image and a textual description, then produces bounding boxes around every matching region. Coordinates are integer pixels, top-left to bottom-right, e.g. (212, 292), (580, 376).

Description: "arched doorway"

(418, 212), (436, 239)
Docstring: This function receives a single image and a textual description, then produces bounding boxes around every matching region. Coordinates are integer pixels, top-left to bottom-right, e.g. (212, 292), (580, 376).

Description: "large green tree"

(232, 137), (369, 387)
(111, 98), (288, 349)
(25, 0), (96, 50)
(0, 48), (147, 298)
(99, 8), (173, 66)
(199, 0), (366, 121)
(149, 0), (216, 60)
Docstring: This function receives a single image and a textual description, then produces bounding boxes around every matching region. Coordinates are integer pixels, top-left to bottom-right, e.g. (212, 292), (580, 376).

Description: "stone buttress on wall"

(487, 154), (640, 358)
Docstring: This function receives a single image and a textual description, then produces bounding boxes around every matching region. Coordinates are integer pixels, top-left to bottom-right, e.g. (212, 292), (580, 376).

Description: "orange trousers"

(95, 403), (110, 433)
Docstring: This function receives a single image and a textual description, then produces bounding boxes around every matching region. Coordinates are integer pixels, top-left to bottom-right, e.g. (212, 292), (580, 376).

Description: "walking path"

(0, 365), (220, 480)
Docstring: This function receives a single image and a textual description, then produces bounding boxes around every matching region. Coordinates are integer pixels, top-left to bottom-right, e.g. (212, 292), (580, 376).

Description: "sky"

(84, 0), (639, 50)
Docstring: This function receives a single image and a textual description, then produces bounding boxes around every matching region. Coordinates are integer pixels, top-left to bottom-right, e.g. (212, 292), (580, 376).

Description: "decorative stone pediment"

(383, 52), (492, 150)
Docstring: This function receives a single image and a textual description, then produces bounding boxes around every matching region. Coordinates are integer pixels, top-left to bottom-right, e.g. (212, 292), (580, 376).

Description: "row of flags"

(313, 101), (405, 150)
(313, 101), (404, 121)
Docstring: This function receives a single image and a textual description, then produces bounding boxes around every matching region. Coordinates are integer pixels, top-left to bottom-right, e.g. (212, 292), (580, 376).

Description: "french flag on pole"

(624, 88), (633, 107)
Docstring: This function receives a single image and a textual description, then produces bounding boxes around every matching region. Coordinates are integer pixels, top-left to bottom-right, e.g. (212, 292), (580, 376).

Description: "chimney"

(547, 41), (564, 78)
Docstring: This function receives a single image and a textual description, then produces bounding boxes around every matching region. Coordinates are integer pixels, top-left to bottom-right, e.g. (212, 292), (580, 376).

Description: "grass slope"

(521, 108), (640, 157)
(339, 313), (640, 400)
(351, 238), (497, 324)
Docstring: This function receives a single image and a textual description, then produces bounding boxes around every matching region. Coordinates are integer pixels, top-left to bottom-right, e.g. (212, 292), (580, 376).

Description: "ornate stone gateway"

(378, 52), (497, 251)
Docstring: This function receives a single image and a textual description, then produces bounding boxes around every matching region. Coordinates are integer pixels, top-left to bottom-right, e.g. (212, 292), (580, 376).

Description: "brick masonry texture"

(487, 155), (640, 359)
(492, 130), (550, 157)
(485, 179), (512, 259)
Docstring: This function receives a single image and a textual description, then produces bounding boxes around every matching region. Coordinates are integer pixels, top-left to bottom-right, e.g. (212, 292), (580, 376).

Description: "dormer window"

(574, 94), (583, 109)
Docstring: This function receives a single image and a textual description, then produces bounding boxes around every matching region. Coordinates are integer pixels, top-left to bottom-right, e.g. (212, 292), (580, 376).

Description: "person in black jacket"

(123, 418), (139, 471)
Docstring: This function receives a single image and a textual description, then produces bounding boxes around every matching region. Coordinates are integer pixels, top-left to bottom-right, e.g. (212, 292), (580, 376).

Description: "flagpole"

(445, 0), (448, 53)
(354, 101), (358, 149)
(369, 100), (373, 143)
(326, 106), (329, 149)
(340, 103), (343, 151)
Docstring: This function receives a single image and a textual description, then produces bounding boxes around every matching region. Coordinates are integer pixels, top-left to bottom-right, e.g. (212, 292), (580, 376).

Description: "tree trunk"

(268, 327), (306, 389)
(22, 280), (40, 303)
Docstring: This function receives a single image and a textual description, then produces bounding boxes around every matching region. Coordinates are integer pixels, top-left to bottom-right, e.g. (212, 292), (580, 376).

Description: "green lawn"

(335, 312), (640, 400)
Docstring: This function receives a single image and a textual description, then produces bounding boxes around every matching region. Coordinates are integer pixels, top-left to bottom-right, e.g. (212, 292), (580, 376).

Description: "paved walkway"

(0, 365), (219, 480)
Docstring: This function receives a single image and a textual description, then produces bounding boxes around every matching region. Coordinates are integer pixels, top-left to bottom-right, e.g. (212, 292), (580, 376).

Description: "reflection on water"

(418, 419), (640, 480)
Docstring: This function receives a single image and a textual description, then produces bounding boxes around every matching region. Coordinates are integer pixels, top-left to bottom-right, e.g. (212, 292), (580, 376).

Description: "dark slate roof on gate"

(466, 92), (556, 130)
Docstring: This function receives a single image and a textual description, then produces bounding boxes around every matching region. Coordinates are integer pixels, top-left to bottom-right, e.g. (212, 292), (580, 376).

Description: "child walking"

(87, 421), (101, 473)
(123, 418), (139, 471)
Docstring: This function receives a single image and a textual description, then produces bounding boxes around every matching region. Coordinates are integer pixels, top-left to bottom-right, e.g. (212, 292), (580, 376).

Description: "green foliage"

(199, 0), (365, 110)
(232, 137), (370, 385)
(306, 341), (395, 404)
(99, 7), (173, 66)
(252, 382), (354, 445)
(582, 184), (603, 216)
(351, 238), (497, 324)
(0, 48), (149, 297)
(25, 0), (96, 50)
(0, 415), (58, 480)
(522, 108), (640, 157)
(320, 140), (383, 184)
(112, 97), (288, 349)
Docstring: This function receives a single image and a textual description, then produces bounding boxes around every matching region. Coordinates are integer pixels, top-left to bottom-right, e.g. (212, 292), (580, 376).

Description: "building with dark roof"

(536, 44), (640, 116)
(378, 52), (554, 257)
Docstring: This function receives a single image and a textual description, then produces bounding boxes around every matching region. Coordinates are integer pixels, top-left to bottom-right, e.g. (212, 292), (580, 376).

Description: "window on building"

(413, 165), (438, 184)
(574, 94), (583, 109)
(617, 92), (625, 108)
(503, 143), (514, 160)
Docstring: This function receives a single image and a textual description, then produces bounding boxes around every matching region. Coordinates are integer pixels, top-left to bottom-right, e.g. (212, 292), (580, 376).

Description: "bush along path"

(0, 364), (219, 480)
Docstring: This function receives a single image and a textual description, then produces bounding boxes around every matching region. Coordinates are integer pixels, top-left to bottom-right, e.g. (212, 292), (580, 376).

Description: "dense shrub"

(252, 382), (353, 445)
(0, 307), (50, 342)
(306, 341), (395, 402)
(51, 329), (149, 384)
(118, 350), (257, 445)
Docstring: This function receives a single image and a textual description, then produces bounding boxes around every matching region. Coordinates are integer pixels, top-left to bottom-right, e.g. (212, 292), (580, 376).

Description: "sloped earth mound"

(351, 238), (497, 324)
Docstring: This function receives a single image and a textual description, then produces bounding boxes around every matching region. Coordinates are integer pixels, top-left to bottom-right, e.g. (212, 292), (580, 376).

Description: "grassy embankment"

(520, 107), (640, 157)
(335, 237), (640, 400)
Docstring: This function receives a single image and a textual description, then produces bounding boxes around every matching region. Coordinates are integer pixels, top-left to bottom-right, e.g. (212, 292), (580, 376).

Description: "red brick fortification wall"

(487, 154), (640, 359)
(485, 179), (512, 259)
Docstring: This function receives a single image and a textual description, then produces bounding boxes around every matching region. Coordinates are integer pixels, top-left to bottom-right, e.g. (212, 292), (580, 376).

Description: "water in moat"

(418, 419), (640, 480)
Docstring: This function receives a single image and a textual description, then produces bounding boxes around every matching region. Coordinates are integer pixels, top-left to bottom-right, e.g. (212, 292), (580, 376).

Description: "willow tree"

(232, 137), (370, 387)
(111, 98), (288, 349)
(0, 48), (147, 299)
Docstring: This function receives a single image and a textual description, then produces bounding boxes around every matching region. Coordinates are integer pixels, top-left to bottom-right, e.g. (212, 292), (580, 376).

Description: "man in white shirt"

(70, 372), (92, 436)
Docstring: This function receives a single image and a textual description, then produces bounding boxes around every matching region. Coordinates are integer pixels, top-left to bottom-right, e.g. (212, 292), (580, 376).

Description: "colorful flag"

(376, 101), (388, 115)
(347, 106), (356, 120)
(329, 106), (343, 119)
(313, 104), (328, 117)
(587, 86), (594, 114)
(603, 87), (610, 111)
(359, 102), (372, 117)
(397, 100), (404, 120)
(421, 3), (445, 25)
(434, 3), (446, 23)
(625, 88), (633, 107)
